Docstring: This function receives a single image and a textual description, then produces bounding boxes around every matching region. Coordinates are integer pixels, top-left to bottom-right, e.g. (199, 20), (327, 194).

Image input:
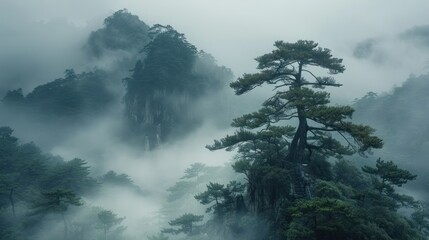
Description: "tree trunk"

(286, 64), (308, 164)
(285, 65), (312, 198)
(286, 108), (308, 164)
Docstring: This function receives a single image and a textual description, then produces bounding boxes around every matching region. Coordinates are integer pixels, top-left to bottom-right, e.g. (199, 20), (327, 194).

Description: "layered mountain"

(1, 10), (233, 149)
(2, 69), (114, 120)
(353, 73), (429, 198)
(85, 9), (151, 58)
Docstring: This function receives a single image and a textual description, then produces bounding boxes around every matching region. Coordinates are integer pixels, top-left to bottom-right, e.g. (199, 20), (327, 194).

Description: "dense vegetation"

(1, 9), (428, 240)
(153, 41), (427, 240)
(2, 10), (233, 150)
(123, 24), (233, 149)
(0, 127), (131, 240)
(353, 73), (429, 200)
(86, 9), (151, 58)
(2, 69), (114, 120)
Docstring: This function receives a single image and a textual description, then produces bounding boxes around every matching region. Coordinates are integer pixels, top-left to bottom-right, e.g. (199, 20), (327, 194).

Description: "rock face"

(123, 25), (233, 149)
(1, 11), (233, 150)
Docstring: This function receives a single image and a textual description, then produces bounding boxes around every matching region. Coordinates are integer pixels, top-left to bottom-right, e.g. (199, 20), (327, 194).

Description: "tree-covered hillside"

(123, 24), (233, 149)
(1, 10), (233, 149)
(151, 40), (427, 240)
(2, 69), (114, 120)
(0, 126), (145, 240)
(85, 9), (151, 58)
(1, 8), (429, 240)
(353, 73), (429, 199)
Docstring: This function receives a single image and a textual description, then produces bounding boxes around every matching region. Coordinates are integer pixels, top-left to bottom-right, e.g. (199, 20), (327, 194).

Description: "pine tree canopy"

(208, 40), (383, 164)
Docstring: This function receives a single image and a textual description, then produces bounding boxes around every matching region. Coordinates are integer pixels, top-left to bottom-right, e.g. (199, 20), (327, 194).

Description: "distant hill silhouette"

(353, 73), (429, 199)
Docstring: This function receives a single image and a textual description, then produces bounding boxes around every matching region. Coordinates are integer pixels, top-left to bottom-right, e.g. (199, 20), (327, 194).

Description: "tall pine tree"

(208, 40), (383, 201)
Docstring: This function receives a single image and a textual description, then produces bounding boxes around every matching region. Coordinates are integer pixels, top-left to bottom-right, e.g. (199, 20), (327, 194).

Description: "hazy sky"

(1, 0), (429, 100)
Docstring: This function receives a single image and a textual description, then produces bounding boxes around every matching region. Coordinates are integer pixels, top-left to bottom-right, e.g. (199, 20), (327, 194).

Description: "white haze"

(2, 1), (429, 238)
(2, 1), (429, 99)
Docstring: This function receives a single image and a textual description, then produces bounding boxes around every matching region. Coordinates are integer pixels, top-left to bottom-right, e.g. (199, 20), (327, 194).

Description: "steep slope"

(123, 25), (233, 149)
(353, 73), (429, 198)
(2, 10), (233, 150)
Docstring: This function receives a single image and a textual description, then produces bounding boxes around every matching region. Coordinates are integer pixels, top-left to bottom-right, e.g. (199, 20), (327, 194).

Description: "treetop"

(231, 40), (345, 95)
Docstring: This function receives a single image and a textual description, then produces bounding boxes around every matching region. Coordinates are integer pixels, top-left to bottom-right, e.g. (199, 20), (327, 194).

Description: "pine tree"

(208, 40), (383, 203)
(162, 213), (204, 236)
(31, 189), (82, 240)
(209, 40), (382, 162)
(97, 210), (125, 240)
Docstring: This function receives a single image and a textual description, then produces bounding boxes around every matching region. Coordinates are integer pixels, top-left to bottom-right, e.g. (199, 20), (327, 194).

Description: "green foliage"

(43, 158), (97, 194)
(207, 40), (383, 220)
(333, 159), (368, 189)
(284, 196), (425, 240)
(100, 171), (145, 195)
(352, 73), (429, 200)
(123, 24), (233, 149)
(2, 88), (24, 106)
(360, 159), (418, 211)
(362, 158), (417, 194)
(0, 127), (134, 239)
(181, 163), (206, 179)
(3, 69), (114, 119)
(86, 9), (150, 57)
(195, 181), (245, 215)
(412, 202), (429, 236)
(31, 189), (82, 215)
(285, 222), (315, 240)
(314, 180), (347, 199)
(0, 127), (48, 214)
(360, 206), (425, 240)
(200, 40), (422, 240)
(287, 198), (358, 240)
(306, 155), (332, 181)
(162, 213), (203, 236)
(97, 210), (125, 240)
(229, 40), (344, 95)
(195, 182), (224, 209)
(101, 171), (134, 186)
(209, 39), (382, 169)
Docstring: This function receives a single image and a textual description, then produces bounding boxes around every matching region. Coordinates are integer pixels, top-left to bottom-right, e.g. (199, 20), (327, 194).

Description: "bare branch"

(338, 131), (358, 152)
(302, 69), (318, 81)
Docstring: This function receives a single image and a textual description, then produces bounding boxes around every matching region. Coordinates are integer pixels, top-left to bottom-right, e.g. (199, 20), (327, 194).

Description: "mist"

(1, 1), (429, 240)
(2, 1), (429, 98)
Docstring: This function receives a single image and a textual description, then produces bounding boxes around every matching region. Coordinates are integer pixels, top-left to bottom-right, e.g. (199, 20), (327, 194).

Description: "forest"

(1, 4), (429, 240)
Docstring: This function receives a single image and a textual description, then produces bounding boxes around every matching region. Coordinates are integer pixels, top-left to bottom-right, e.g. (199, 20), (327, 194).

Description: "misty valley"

(1, 9), (429, 240)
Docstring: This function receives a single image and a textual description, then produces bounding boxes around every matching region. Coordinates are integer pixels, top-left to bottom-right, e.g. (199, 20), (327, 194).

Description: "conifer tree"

(162, 213), (204, 236)
(362, 158), (417, 194)
(208, 40), (383, 204)
(97, 210), (125, 240)
(31, 189), (82, 240)
(209, 40), (382, 163)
